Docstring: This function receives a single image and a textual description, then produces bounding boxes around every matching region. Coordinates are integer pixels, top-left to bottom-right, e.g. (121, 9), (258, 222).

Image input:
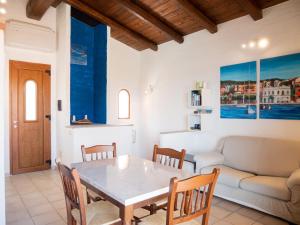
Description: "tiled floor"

(5, 169), (289, 225)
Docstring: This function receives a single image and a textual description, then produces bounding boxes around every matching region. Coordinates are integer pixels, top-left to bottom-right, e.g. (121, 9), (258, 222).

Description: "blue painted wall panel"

(70, 17), (107, 123)
(94, 24), (107, 123)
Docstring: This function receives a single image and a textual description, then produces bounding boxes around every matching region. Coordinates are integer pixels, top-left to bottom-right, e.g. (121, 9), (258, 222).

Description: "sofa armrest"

(194, 151), (224, 172)
(287, 168), (300, 190)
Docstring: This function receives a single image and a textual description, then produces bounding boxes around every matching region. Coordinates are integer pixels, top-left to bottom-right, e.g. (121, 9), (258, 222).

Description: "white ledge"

(160, 129), (202, 135)
(66, 124), (134, 129)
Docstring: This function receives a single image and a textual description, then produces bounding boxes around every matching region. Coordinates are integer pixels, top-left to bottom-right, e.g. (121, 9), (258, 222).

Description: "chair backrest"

(57, 163), (86, 225)
(166, 168), (220, 225)
(152, 145), (186, 169)
(81, 143), (117, 162)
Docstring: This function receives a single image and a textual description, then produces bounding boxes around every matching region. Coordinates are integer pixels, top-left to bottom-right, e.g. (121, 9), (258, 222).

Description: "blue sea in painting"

(260, 104), (300, 120)
(221, 105), (257, 119)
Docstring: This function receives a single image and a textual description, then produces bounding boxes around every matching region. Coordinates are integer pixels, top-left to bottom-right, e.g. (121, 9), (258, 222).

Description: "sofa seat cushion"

(201, 165), (255, 188)
(240, 176), (291, 201)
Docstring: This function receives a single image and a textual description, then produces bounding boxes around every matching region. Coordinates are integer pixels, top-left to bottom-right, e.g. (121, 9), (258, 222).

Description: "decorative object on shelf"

(220, 61), (257, 119)
(72, 115), (76, 123)
(72, 114), (93, 125)
(194, 108), (213, 114)
(196, 81), (204, 90)
(260, 52), (300, 120)
(189, 90), (202, 107)
(187, 113), (201, 130)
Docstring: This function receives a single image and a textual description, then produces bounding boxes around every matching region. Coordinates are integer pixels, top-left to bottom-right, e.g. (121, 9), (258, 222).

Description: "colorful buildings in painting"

(260, 77), (300, 104)
(262, 86), (291, 103)
(295, 78), (300, 103)
(220, 82), (256, 105)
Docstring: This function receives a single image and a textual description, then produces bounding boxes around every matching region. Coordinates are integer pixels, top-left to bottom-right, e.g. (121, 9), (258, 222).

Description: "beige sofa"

(194, 136), (300, 224)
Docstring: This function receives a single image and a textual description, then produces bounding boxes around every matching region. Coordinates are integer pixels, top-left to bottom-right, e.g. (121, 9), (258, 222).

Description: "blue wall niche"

(70, 17), (107, 124)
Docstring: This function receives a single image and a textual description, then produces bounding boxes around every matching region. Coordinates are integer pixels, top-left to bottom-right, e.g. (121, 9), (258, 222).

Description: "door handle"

(45, 115), (51, 121)
(13, 120), (19, 124)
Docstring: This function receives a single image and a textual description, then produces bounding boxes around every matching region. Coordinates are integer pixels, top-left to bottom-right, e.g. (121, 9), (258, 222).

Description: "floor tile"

(27, 203), (56, 217)
(32, 211), (62, 225)
(6, 210), (31, 223)
(7, 218), (35, 225)
(224, 212), (254, 225)
(45, 192), (65, 202)
(218, 200), (242, 212)
(257, 215), (289, 225)
(211, 206), (232, 219)
(46, 220), (66, 225)
(213, 221), (232, 225)
(51, 200), (66, 210)
(237, 207), (265, 220)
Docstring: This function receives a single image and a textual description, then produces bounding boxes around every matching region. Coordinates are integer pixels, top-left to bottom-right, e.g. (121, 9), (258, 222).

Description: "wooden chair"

(152, 145), (186, 170)
(81, 143), (117, 203)
(57, 162), (121, 225)
(142, 145), (186, 215)
(140, 168), (220, 225)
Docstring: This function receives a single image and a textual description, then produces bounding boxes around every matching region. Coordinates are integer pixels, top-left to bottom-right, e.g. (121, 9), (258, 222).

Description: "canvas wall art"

(260, 53), (300, 119)
(220, 61), (257, 119)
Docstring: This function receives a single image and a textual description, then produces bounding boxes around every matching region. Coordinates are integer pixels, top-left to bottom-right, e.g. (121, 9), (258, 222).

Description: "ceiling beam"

(52, 0), (63, 8)
(234, 0), (263, 21)
(26, 0), (60, 20)
(114, 0), (184, 44)
(176, 0), (217, 34)
(64, 0), (158, 51)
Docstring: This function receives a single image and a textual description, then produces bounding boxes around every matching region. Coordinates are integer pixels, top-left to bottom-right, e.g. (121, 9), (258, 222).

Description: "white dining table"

(71, 154), (192, 225)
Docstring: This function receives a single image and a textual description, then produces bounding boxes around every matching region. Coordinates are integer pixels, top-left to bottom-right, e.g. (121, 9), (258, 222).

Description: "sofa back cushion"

(221, 136), (300, 177)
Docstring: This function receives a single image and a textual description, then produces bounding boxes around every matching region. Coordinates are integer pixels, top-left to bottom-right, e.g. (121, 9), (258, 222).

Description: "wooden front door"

(10, 61), (51, 175)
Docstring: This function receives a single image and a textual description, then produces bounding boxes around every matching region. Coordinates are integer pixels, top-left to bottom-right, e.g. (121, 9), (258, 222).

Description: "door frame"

(9, 60), (52, 175)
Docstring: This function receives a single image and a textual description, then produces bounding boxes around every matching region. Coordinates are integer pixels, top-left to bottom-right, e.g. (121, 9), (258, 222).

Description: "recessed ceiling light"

(241, 44), (247, 49)
(258, 38), (269, 49)
(249, 41), (256, 48)
(0, 0), (7, 4)
(0, 8), (6, 14)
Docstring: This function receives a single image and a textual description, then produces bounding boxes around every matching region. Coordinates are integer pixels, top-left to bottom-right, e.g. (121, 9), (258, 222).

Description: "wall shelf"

(187, 88), (212, 131)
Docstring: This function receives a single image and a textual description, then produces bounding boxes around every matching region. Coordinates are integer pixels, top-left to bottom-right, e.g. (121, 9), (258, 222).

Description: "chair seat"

(71, 201), (121, 225)
(140, 211), (201, 225)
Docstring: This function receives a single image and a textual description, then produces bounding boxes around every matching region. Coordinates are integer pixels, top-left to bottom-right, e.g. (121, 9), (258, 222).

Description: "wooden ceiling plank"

(64, 0), (158, 51)
(26, 0), (60, 20)
(234, 0), (263, 20)
(176, 0), (217, 34)
(114, 0), (184, 43)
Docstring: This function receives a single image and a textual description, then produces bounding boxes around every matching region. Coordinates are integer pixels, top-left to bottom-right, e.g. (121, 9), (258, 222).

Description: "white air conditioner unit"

(5, 20), (56, 52)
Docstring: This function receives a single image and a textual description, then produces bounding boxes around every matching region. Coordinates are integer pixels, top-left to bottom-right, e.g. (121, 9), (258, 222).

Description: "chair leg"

(86, 190), (91, 204)
(202, 213), (209, 225)
(150, 204), (157, 215)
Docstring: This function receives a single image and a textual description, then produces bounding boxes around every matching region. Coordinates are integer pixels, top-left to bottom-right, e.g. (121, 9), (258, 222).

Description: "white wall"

(107, 37), (142, 156)
(56, 3), (71, 162)
(0, 25), (6, 225)
(4, 0), (57, 174)
(140, 0), (300, 158)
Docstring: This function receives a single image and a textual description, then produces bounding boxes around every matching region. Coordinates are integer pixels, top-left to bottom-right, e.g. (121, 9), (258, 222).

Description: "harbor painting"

(220, 61), (257, 119)
(260, 53), (300, 120)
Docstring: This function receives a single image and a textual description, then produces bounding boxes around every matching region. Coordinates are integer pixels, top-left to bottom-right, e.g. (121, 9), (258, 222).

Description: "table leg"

(120, 204), (133, 225)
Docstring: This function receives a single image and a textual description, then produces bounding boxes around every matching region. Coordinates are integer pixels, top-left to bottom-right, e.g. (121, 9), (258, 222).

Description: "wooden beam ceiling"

(64, 0), (158, 51)
(114, 0), (184, 44)
(26, 0), (288, 51)
(26, 0), (61, 20)
(234, 0), (263, 20)
(176, 0), (218, 34)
